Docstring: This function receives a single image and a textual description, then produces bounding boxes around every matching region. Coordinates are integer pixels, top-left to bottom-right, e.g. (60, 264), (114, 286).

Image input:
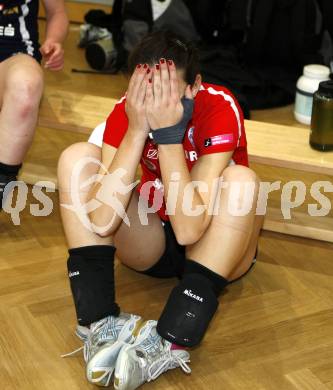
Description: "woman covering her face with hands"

(58, 31), (262, 389)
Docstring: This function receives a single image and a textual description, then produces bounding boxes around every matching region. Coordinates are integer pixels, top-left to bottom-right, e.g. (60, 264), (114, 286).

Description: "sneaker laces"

(61, 345), (84, 358)
(147, 349), (191, 382)
(84, 316), (120, 362)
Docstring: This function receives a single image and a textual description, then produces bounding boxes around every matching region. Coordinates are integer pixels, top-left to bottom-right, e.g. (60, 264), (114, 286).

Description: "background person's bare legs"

(0, 54), (43, 208)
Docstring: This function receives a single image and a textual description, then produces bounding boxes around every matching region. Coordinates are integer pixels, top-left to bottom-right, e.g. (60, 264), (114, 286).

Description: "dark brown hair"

(128, 31), (200, 85)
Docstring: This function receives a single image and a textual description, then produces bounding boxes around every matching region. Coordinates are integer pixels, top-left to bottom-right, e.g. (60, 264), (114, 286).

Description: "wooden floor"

(2, 193), (333, 390)
(1, 21), (333, 390)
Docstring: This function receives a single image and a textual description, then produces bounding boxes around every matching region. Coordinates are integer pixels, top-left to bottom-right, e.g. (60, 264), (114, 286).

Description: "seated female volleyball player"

(58, 31), (262, 389)
(0, 0), (68, 208)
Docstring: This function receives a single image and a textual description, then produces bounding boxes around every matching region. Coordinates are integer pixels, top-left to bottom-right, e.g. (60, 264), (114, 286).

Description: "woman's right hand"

(125, 64), (151, 137)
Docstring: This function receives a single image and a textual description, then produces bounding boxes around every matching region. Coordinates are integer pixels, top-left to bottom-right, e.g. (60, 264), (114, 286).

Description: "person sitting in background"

(0, 0), (68, 209)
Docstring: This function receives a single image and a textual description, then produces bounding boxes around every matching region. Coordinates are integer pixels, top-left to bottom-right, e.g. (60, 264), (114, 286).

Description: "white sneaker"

(75, 324), (91, 342)
(114, 320), (191, 390)
(85, 313), (143, 387)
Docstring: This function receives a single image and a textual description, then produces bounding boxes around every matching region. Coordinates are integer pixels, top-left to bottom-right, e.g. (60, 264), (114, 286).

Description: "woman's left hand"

(145, 59), (192, 130)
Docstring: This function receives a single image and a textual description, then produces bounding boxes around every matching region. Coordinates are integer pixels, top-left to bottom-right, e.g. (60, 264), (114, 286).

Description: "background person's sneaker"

(114, 320), (191, 390)
(85, 313), (143, 387)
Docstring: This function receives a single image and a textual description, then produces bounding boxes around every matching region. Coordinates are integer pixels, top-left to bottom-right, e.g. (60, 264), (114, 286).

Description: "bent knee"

(223, 165), (258, 183)
(57, 142), (101, 191)
(5, 59), (43, 114)
(58, 142), (101, 171)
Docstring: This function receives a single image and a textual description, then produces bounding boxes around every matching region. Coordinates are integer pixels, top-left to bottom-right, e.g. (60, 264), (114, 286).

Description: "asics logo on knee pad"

(183, 289), (203, 302)
(69, 271), (80, 278)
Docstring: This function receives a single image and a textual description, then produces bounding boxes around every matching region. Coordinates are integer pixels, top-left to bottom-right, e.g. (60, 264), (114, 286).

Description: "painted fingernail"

(160, 58), (165, 64)
(149, 78), (152, 83)
(147, 68), (151, 74)
(168, 60), (173, 66)
(143, 64), (148, 69)
(136, 64), (142, 69)
(155, 64), (160, 70)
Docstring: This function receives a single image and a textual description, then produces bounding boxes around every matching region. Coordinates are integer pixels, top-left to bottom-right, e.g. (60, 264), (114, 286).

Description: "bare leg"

(58, 142), (113, 248)
(59, 147), (262, 278)
(186, 165), (263, 281)
(0, 54), (43, 165)
(58, 142), (165, 267)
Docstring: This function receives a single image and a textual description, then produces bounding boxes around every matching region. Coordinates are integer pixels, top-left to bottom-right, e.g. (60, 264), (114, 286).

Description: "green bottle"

(310, 80), (333, 152)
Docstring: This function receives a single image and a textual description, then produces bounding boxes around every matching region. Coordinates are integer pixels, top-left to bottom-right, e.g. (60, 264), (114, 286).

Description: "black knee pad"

(157, 274), (218, 347)
(67, 246), (120, 326)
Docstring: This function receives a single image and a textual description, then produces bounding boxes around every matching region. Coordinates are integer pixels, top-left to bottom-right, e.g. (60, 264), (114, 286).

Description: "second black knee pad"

(157, 274), (218, 347)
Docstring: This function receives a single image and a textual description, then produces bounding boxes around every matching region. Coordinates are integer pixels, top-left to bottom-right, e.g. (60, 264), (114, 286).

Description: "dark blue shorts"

(0, 48), (41, 64)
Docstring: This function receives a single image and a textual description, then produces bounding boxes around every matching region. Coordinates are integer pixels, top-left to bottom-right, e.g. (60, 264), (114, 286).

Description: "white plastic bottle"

(294, 64), (330, 125)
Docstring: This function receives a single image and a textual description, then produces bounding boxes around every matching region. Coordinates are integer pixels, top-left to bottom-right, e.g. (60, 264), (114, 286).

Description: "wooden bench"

(245, 120), (333, 242)
(20, 89), (333, 243)
(246, 120), (333, 176)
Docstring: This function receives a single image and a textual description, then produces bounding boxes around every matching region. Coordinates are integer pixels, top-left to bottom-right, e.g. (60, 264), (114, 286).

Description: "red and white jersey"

(103, 82), (248, 220)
